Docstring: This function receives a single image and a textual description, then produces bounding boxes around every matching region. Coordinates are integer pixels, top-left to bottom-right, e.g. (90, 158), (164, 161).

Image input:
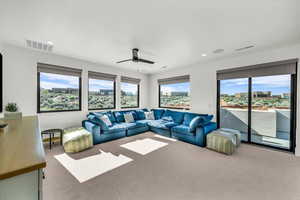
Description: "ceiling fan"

(116, 48), (155, 64)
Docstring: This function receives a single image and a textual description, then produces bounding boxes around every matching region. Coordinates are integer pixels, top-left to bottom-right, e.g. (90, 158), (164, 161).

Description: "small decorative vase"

(4, 112), (22, 120)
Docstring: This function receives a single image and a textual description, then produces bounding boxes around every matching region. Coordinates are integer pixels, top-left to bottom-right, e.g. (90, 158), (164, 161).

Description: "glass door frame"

(217, 73), (297, 153)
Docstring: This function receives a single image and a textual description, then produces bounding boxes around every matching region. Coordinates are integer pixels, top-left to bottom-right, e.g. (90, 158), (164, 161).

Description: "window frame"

(0, 53), (2, 113)
(88, 78), (116, 110)
(120, 83), (140, 109)
(37, 71), (82, 113)
(158, 82), (190, 110)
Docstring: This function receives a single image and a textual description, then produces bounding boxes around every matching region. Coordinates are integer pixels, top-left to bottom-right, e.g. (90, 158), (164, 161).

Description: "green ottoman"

(206, 131), (236, 155)
(63, 127), (93, 153)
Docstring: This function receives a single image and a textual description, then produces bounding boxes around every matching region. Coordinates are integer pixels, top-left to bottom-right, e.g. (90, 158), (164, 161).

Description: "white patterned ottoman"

(63, 127), (93, 153)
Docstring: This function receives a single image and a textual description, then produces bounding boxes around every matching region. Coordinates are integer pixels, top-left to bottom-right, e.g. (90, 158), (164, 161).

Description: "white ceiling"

(0, 0), (299, 74)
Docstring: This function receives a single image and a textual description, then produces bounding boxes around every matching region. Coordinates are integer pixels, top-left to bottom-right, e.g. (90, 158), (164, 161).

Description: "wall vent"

(213, 49), (224, 54)
(235, 45), (254, 51)
(26, 40), (53, 52)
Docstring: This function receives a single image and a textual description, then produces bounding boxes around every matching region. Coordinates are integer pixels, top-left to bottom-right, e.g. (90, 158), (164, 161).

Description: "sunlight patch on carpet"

(54, 150), (133, 183)
(154, 134), (177, 142)
(120, 138), (168, 155)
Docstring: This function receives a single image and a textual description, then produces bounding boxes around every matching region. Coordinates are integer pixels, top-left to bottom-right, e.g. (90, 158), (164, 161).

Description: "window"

(121, 76), (140, 108)
(217, 59), (297, 152)
(158, 75), (190, 109)
(37, 63), (82, 113)
(88, 71), (116, 110)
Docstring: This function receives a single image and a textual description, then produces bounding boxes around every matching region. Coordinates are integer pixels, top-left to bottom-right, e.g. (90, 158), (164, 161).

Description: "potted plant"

(4, 103), (22, 120)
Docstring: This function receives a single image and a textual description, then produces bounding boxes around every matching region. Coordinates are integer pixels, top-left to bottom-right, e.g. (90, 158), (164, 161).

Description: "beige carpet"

(43, 132), (300, 200)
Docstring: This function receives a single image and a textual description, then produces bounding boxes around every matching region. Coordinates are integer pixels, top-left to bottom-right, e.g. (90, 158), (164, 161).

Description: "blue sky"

(89, 79), (113, 91)
(121, 82), (137, 94)
(40, 73), (79, 89)
(220, 75), (290, 95)
(41, 73), (138, 93)
(161, 82), (190, 92)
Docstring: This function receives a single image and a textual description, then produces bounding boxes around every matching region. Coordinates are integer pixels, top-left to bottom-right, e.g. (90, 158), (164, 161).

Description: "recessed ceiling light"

(201, 53), (207, 57)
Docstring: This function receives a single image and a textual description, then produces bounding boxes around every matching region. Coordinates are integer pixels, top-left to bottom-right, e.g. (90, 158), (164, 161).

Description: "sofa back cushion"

(90, 111), (116, 123)
(183, 112), (213, 126)
(162, 110), (185, 124)
(135, 109), (146, 120)
(152, 109), (165, 120)
(113, 110), (139, 123)
(87, 114), (111, 130)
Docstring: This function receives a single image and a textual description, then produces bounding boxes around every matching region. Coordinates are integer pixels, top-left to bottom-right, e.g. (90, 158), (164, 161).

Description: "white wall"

(149, 43), (300, 155)
(1, 44), (149, 130)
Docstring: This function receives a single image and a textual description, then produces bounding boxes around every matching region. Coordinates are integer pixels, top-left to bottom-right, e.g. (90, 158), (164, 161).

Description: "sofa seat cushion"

(102, 124), (127, 134)
(148, 120), (169, 130)
(136, 120), (153, 126)
(172, 125), (194, 135)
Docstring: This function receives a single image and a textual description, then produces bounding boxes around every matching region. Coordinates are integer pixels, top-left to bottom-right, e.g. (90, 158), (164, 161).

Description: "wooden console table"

(0, 116), (46, 200)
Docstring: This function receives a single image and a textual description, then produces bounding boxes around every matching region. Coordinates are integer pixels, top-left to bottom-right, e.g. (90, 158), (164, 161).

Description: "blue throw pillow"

(113, 111), (125, 123)
(92, 111), (116, 124)
(152, 109), (165, 120)
(199, 115), (213, 126)
(135, 110), (146, 120)
(189, 116), (201, 132)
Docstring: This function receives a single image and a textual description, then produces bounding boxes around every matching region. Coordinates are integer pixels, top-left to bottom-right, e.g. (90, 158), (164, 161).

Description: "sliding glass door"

(251, 75), (291, 149)
(217, 59), (297, 152)
(219, 78), (249, 141)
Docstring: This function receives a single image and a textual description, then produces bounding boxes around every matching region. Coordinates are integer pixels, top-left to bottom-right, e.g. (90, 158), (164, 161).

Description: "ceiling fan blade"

(116, 59), (132, 64)
(138, 58), (155, 64)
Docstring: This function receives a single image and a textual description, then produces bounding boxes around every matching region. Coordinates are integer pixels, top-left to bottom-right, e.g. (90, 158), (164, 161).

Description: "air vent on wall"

(235, 45), (254, 51)
(26, 40), (53, 52)
(213, 49), (224, 54)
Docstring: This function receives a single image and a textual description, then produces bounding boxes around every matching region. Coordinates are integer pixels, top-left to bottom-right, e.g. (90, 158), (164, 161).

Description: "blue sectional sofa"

(82, 109), (217, 147)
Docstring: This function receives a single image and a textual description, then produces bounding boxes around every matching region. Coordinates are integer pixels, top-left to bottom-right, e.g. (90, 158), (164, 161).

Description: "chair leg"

(60, 131), (63, 145)
(49, 133), (52, 150)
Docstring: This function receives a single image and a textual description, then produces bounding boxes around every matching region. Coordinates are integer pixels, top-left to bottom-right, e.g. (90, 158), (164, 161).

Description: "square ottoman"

(206, 131), (236, 155)
(63, 127), (93, 153)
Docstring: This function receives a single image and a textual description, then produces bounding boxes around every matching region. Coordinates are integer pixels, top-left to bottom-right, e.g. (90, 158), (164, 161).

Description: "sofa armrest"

(82, 120), (101, 136)
(195, 122), (217, 147)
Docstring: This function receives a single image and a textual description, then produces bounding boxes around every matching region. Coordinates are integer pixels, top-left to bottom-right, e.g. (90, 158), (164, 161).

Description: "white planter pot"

(4, 112), (22, 120)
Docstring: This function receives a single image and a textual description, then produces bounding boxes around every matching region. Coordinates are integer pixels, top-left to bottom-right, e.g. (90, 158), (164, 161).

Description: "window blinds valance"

(37, 63), (82, 77)
(88, 71), (117, 81)
(158, 75), (190, 85)
(121, 76), (141, 84)
(217, 59), (298, 80)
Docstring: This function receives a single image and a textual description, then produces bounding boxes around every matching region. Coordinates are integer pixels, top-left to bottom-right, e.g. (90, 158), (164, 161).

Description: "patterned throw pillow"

(145, 111), (155, 120)
(124, 113), (135, 123)
(100, 115), (112, 127)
